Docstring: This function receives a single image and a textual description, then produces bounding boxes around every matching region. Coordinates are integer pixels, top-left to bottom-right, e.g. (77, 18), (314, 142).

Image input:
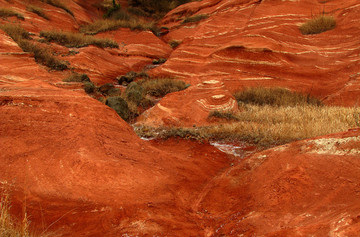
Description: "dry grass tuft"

(79, 18), (156, 35)
(139, 78), (189, 97)
(208, 110), (239, 121)
(0, 192), (30, 237)
(182, 14), (208, 24)
(27, 5), (49, 20)
(0, 24), (68, 70)
(135, 105), (359, 147)
(0, 8), (24, 20)
(234, 87), (322, 107)
(40, 30), (118, 48)
(40, 0), (73, 16)
(299, 14), (336, 35)
(63, 72), (90, 82)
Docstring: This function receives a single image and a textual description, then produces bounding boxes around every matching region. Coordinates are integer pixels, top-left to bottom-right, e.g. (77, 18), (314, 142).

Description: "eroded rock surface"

(196, 129), (360, 236)
(1, 0), (360, 236)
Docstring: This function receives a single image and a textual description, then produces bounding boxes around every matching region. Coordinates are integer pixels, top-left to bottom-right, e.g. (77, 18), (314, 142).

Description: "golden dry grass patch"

(299, 14), (336, 35)
(135, 104), (359, 147)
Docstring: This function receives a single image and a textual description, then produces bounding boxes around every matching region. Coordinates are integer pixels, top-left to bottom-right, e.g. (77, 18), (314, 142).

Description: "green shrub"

(40, 0), (74, 16)
(0, 8), (24, 20)
(27, 5), (49, 20)
(0, 24), (68, 70)
(139, 78), (189, 97)
(125, 82), (145, 105)
(40, 31), (118, 48)
(106, 96), (130, 121)
(84, 82), (95, 94)
(234, 87), (323, 107)
(117, 71), (148, 85)
(299, 14), (336, 35)
(182, 14), (208, 24)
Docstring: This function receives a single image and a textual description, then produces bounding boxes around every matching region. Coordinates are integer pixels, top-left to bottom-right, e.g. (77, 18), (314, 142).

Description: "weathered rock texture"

(138, 0), (360, 126)
(0, 0), (360, 236)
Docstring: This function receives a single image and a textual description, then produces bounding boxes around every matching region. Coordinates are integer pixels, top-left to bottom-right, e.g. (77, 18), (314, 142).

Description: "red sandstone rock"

(1, 0), (360, 236)
(149, 0), (360, 108)
(196, 129), (360, 236)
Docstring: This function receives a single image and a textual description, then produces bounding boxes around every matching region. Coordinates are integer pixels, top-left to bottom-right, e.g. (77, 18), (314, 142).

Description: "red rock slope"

(141, 0), (360, 127)
(196, 129), (360, 236)
(0, 28), (230, 235)
(1, 0), (360, 236)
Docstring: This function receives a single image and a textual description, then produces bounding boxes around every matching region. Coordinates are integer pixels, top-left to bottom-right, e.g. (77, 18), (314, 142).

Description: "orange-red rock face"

(1, 0), (360, 236)
(197, 129), (360, 236)
(149, 0), (360, 108)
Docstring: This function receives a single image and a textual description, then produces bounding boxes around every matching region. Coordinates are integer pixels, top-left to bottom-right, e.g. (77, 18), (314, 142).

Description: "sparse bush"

(169, 40), (180, 49)
(84, 82), (95, 94)
(0, 24), (68, 70)
(103, 0), (122, 18)
(0, 24), (30, 40)
(128, 0), (197, 19)
(106, 96), (130, 121)
(63, 72), (90, 82)
(98, 83), (115, 94)
(40, 0), (74, 16)
(125, 82), (144, 105)
(139, 78), (189, 97)
(40, 31), (118, 48)
(79, 19), (156, 34)
(117, 71), (148, 85)
(234, 87), (322, 107)
(27, 5), (49, 20)
(0, 8), (24, 20)
(153, 58), (167, 65)
(299, 14), (336, 35)
(182, 14), (208, 24)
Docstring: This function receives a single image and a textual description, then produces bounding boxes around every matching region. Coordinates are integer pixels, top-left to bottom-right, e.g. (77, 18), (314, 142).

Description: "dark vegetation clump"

(39, 31), (119, 48)
(182, 14), (208, 24)
(139, 78), (189, 97)
(152, 58), (167, 65)
(0, 8), (24, 20)
(169, 40), (181, 49)
(128, 0), (196, 19)
(0, 24), (68, 70)
(106, 96), (131, 121)
(27, 5), (49, 20)
(117, 71), (149, 85)
(63, 72), (90, 82)
(40, 0), (74, 16)
(84, 82), (95, 94)
(234, 87), (323, 107)
(91, 77), (189, 122)
(125, 82), (145, 105)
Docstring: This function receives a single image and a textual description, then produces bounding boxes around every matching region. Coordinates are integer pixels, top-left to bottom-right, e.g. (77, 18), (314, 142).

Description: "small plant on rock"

(106, 96), (131, 121)
(0, 8), (24, 20)
(63, 72), (90, 82)
(299, 13), (336, 35)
